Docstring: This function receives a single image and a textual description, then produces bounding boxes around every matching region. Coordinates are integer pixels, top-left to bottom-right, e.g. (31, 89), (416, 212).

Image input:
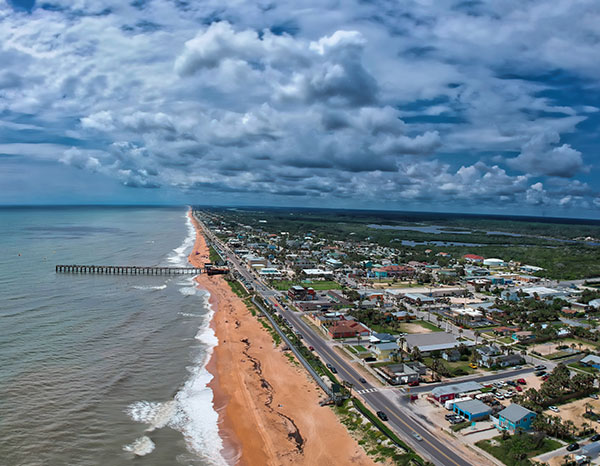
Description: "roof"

(431, 381), (483, 397)
(404, 332), (457, 348)
(373, 342), (399, 351)
(463, 254), (484, 260)
(454, 399), (492, 415)
(498, 404), (535, 423)
(329, 320), (369, 334)
(581, 355), (600, 365)
(582, 441), (600, 458)
(418, 342), (475, 353)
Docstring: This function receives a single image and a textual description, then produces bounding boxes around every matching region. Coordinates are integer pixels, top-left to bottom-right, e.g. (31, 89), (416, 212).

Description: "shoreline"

(186, 210), (375, 466)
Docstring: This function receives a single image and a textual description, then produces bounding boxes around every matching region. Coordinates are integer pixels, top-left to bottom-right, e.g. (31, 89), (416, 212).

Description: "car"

(591, 394), (599, 400)
(504, 392), (515, 398)
(591, 434), (600, 442)
(541, 375), (550, 381)
(469, 363), (478, 369)
(535, 365), (547, 371)
(326, 363), (333, 369)
(359, 378), (367, 384)
(534, 370), (546, 377)
(445, 413), (456, 420)
(507, 381), (517, 387)
(515, 385), (523, 392)
(495, 394), (504, 400)
(309, 346), (315, 351)
(517, 378), (527, 385)
(408, 381), (420, 387)
(376, 411), (388, 421)
(566, 443), (580, 452)
(548, 406), (560, 413)
(297, 334), (304, 339)
(412, 433), (423, 441)
(330, 367), (338, 374)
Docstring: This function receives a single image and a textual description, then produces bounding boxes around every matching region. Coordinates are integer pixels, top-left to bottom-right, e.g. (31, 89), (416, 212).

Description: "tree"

(474, 330), (481, 345)
(411, 346), (422, 361)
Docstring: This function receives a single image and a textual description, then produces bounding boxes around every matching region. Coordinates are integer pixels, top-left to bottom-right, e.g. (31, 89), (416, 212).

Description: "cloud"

(507, 132), (586, 178)
(0, 0), (598, 213)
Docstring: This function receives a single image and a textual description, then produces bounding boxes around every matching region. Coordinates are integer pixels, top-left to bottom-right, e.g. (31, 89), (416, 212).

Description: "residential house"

(371, 341), (400, 360)
(463, 254), (484, 263)
(403, 332), (476, 356)
(495, 404), (537, 432)
(580, 354), (600, 369)
(442, 349), (461, 362)
(512, 331), (535, 343)
(327, 320), (370, 339)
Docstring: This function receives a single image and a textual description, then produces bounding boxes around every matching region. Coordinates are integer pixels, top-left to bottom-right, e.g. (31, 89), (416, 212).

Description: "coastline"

(187, 210), (374, 466)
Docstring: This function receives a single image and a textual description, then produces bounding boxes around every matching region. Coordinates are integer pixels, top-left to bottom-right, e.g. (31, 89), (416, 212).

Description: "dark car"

(330, 367), (338, 374)
(359, 378), (367, 384)
(326, 363), (333, 369)
(566, 443), (580, 452)
(506, 381), (517, 387)
(408, 380), (420, 387)
(377, 411), (388, 421)
(534, 370), (546, 377)
(591, 434), (600, 442)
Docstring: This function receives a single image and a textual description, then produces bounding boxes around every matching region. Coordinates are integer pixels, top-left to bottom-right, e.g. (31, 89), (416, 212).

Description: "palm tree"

(474, 330), (481, 345)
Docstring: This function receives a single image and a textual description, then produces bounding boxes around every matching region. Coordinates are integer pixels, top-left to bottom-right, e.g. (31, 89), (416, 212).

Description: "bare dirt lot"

(530, 339), (597, 356)
(400, 322), (433, 334)
(543, 397), (600, 430)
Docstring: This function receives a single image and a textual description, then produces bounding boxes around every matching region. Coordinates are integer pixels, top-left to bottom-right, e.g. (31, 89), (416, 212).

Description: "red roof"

(376, 265), (415, 272)
(328, 320), (369, 334)
(463, 254), (484, 261)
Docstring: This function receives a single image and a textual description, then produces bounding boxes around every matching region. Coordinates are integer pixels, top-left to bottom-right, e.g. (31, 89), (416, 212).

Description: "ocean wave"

(126, 290), (229, 466)
(123, 436), (155, 456)
(132, 284), (168, 291)
(165, 213), (196, 268)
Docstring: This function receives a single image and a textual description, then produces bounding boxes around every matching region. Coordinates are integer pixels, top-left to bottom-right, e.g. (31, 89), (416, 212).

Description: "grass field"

(271, 280), (342, 291)
(476, 435), (562, 466)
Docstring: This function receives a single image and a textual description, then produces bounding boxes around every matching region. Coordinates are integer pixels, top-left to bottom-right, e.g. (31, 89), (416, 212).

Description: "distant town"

(195, 207), (600, 466)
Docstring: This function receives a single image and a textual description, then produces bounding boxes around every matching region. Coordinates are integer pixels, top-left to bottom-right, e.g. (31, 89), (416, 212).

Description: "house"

(380, 362), (427, 385)
(512, 331), (535, 343)
(325, 258), (343, 269)
(496, 404), (537, 432)
(453, 399), (492, 421)
(442, 349), (461, 362)
(372, 265), (415, 278)
(580, 441), (600, 462)
(371, 341), (400, 360)
(326, 291), (352, 306)
(327, 320), (370, 339)
(477, 345), (502, 366)
(369, 332), (396, 343)
(580, 354), (600, 369)
(302, 268), (334, 278)
(494, 326), (520, 336)
(431, 381), (483, 402)
(463, 254), (484, 263)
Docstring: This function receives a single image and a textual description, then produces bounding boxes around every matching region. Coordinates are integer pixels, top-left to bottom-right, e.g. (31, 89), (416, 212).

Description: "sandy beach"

(187, 211), (374, 466)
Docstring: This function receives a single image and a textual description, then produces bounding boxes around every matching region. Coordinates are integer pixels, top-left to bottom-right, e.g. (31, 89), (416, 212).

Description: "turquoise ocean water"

(0, 206), (229, 466)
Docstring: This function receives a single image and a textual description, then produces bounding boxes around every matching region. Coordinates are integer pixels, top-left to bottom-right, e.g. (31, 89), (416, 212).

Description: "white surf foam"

(132, 284), (168, 291)
(125, 289), (230, 466)
(123, 436), (155, 456)
(166, 212), (196, 267)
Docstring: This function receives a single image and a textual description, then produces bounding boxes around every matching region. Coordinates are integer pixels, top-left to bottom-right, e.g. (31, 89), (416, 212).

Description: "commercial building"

(453, 399), (492, 421)
(327, 320), (370, 339)
(431, 381), (483, 403)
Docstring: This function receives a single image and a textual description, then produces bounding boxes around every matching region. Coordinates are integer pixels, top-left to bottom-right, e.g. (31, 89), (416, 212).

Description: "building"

(288, 285), (316, 301)
(259, 267), (282, 278)
(371, 341), (400, 360)
(512, 331), (535, 343)
(372, 265), (415, 278)
(483, 258), (505, 267)
(327, 320), (370, 339)
(463, 254), (484, 263)
(325, 258), (343, 269)
(431, 381), (483, 403)
(453, 399), (492, 421)
(302, 268), (334, 278)
(379, 362), (427, 385)
(495, 404), (537, 432)
(402, 332), (475, 356)
(442, 349), (461, 362)
(403, 293), (436, 305)
(477, 345), (523, 368)
(580, 354), (600, 369)
(580, 442), (600, 463)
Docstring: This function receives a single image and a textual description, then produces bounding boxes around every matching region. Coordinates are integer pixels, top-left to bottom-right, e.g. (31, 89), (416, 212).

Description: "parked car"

(308, 346), (314, 351)
(517, 378), (527, 385)
(359, 378), (367, 384)
(408, 381), (420, 387)
(377, 411), (388, 421)
(541, 375), (550, 381)
(534, 370), (546, 377)
(507, 381), (517, 387)
(330, 367), (338, 374)
(591, 434), (600, 442)
(549, 406), (560, 413)
(326, 363), (333, 369)
(515, 385), (523, 392)
(469, 363), (478, 369)
(566, 443), (580, 452)
(591, 393), (599, 400)
(535, 365), (547, 371)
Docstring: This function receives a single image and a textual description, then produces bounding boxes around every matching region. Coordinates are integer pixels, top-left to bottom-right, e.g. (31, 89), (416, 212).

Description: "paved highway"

(199, 217), (474, 466)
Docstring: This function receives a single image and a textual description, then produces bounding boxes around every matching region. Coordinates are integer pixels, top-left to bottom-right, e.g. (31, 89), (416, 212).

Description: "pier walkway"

(55, 265), (204, 275)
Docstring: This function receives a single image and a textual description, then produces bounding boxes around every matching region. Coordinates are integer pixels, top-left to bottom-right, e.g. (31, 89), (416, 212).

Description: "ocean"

(0, 206), (228, 466)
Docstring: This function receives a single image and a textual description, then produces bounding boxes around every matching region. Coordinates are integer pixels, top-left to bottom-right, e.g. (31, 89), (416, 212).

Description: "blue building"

(453, 399), (492, 421)
(581, 354), (600, 370)
(496, 404), (537, 432)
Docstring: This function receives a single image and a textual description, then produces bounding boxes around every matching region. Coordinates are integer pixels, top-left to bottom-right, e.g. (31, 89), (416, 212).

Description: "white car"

(548, 406), (560, 413)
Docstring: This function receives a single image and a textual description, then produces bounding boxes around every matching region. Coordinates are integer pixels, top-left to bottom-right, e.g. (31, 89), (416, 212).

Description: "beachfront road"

(200, 223), (473, 466)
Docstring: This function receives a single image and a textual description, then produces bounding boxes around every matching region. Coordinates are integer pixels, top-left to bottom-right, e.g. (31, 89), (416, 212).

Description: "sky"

(1, 0), (599, 218)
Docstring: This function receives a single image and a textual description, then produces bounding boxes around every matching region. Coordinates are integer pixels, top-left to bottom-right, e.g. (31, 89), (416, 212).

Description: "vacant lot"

(272, 280), (342, 291)
(399, 320), (441, 334)
(543, 397), (600, 430)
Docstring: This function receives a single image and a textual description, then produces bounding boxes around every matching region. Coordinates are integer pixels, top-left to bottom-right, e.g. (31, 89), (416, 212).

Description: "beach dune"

(188, 211), (374, 466)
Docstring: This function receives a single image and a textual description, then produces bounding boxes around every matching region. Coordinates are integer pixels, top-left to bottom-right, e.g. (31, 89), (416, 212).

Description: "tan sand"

(400, 322), (433, 334)
(187, 211), (374, 466)
(543, 397), (600, 430)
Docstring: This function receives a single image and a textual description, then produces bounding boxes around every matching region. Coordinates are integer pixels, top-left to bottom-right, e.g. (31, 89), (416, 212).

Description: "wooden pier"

(55, 265), (204, 275)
